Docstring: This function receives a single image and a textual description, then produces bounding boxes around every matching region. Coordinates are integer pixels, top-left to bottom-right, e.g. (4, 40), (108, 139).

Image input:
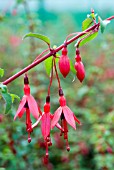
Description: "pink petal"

(14, 96), (26, 120)
(41, 112), (51, 139)
(63, 106), (76, 130)
(27, 95), (39, 119)
(55, 123), (64, 132)
(51, 107), (62, 129)
(18, 107), (26, 118)
(73, 114), (81, 125)
(32, 115), (42, 129)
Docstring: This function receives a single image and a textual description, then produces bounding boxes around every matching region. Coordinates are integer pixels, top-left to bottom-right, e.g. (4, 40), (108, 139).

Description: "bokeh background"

(0, 0), (114, 170)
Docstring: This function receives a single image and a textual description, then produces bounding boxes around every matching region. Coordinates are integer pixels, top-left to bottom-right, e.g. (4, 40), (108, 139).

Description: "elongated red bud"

(75, 61), (85, 82)
(74, 49), (85, 82)
(59, 47), (70, 78)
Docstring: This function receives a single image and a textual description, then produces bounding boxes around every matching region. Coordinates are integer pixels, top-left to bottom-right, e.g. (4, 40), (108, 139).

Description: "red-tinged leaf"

(73, 114), (81, 125)
(51, 107), (62, 129)
(18, 107), (26, 118)
(41, 113), (51, 139)
(63, 106), (76, 130)
(27, 95), (39, 119)
(14, 96), (26, 120)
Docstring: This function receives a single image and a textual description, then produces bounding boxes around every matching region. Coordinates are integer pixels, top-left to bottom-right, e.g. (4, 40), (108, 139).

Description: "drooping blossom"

(31, 95), (63, 164)
(74, 48), (85, 82)
(51, 88), (81, 151)
(59, 46), (70, 78)
(14, 74), (39, 142)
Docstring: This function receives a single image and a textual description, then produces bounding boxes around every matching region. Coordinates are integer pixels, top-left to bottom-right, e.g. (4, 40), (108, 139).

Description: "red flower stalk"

(74, 48), (85, 82)
(14, 74), (39, 142)
(59, 46), (70, 78)
(51, 88), (81, 151)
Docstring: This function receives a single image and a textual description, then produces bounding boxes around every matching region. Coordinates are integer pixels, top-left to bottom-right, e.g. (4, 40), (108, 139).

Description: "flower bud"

(74, 49), (85, 82)
(75, 61), (85, 82)
(59, 47), (70, 78)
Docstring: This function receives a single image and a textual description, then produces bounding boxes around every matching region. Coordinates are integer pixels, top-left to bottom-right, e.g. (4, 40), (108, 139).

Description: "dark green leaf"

(10, 94), (20, 103)
(23, 33), (50, 46)
(0, 68), (4, 77)
(2, 92), (12, 114)
(78, 32), (98, 47)
(82, 18), (93, 31)
(98, 16), (110, 33)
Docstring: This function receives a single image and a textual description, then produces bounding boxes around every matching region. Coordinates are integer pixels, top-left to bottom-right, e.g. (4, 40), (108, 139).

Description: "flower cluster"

(59, 45), (85, 82)
(14, 74), (81, 164)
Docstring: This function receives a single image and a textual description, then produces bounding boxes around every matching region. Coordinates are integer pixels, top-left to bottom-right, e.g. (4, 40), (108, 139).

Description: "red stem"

(53, 57), (61, 89)
(3, 22), (100, 85)
(106, 16), (114, 21)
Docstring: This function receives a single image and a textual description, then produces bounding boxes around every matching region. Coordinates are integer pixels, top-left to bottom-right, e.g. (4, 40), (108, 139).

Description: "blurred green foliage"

(0, 1), (114, 170)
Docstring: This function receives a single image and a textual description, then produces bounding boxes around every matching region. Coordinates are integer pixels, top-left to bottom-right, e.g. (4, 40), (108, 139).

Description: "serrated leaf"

(10, 94), (20, 103)
(82, 18), (93, 31)
(98, 16), (110, 33)
(78, 32), (98, 47)
(0, 68), (4, 77)
(0, 83), (7, 93)
(23, 33), (50, 46)
(2, 92), (12, 114)
(44, 56), (59, 76)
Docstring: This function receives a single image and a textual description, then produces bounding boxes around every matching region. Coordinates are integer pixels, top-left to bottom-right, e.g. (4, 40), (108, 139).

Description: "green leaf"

(98, 16), (110, 33)
(10, 94), (20, 103)
(0, 68), (4, 77)
(87, 13), (98, 19)
(82, 18), (93, 31)
(0, 83), (7, 93)
(1, 92), (12, 114)
(70, 60), (76, 74)
(23, 33), (50, 46)
(44, 57), (53, 76)
(78, 32), (98, 47)
(44, 56), (59, 76)
(16, 0), (24, 4)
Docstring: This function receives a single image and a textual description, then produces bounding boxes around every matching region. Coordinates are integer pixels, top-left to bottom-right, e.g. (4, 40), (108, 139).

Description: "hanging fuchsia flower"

(59, 46), (70, 78)
(14, 75), (39, 120)
(51, 88), (81, 151)
(31, 95), (64, 163)
(74, 48), (85, 82)
(14, 74), (39, 142)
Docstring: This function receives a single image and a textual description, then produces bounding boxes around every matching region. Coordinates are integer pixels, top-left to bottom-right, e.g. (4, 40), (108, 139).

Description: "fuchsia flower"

(74, 48), (85, 82)
(31, 95), (64, 163)
(51, 88), (81, 151)
(59, 46), (70, 78)
(14, 75), (39, 142)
